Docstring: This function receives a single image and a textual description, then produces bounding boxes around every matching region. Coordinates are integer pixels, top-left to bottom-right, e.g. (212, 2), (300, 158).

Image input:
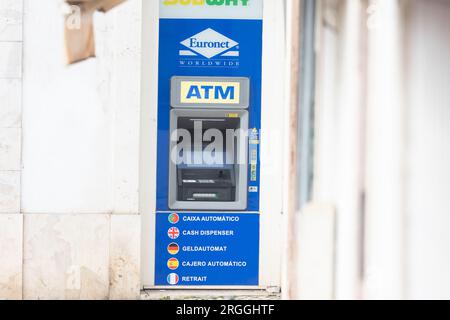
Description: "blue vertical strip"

(154, 18), (263, 286)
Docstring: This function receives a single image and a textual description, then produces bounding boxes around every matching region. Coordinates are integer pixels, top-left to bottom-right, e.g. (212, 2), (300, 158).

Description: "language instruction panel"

(155, 213), (260, 286)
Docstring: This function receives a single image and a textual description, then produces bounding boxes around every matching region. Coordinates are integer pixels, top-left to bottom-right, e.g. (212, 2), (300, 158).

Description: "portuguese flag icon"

(168, 213), (180, 224)
(168, 242), (180, 255)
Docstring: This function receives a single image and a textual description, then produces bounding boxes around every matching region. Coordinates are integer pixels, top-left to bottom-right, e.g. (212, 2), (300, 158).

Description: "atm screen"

(175, 116), (239, 202)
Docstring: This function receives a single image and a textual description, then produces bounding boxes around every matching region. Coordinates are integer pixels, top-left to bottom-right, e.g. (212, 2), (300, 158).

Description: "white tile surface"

(23, 214), (110, 300)
(406, 0), (450, 300)
(0, 79), (21, 128)
(0, 214), (23, 300)
(0, 171), (20, 213)
(0, 42), (22, 78)
(295, 204), (335, 300)
(93, 0), (142, 214)
(0, 0), (23, 41)
(109, 215), (141, 300)
(0, 128), (21, 170)
(21, 0), (141, 214)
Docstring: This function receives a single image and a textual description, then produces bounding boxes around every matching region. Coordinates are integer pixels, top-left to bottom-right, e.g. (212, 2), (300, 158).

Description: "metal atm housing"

(168, 76), (250, 211)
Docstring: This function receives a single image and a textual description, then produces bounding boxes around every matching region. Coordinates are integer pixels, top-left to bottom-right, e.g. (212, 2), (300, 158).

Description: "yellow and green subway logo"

(163, 0), (250, 7)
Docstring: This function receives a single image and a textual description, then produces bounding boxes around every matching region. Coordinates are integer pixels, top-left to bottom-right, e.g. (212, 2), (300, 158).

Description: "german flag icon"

(168, 242), (180, 255)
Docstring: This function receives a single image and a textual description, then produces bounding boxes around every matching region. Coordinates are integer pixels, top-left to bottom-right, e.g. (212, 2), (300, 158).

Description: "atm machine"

(153, 0), (264, 287)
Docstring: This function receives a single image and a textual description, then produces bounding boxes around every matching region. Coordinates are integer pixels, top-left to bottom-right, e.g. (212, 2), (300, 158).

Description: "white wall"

(309, 0), (450, 300)
(406, 0), (450, 300)
(17, 0), (141, 299)
(306, 0), (366, 300)
(259, 0), (285, 290)
(364, 0), (406, 299)
(139, 0), (158, 288)
(22, 0), (141, 214)
(0, 0), (23, 300)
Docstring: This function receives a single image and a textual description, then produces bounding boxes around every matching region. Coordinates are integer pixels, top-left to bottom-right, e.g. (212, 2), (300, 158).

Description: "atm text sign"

(180, 81), (241, 105)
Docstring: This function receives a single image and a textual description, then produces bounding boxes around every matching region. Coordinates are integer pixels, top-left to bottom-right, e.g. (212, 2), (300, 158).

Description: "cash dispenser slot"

(177, 166), (236, 202)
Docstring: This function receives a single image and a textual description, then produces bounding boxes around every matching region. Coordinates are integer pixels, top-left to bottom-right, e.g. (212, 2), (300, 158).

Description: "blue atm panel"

(154, 1), (263, 287)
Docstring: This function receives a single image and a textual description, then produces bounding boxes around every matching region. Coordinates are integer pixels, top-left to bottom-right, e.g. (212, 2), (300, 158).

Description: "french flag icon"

(167, 273), (180, 285)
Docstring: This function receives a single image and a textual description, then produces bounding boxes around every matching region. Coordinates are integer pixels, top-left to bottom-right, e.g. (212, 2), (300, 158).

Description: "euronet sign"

(163, 0), (250, 6)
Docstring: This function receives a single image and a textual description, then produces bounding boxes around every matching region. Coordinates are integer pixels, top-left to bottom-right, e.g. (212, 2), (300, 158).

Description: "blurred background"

(285, 0), (450, 300)
(0, 0), (449, 300)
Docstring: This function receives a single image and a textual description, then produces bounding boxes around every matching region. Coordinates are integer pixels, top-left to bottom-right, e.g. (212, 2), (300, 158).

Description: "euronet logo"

(163, 0), (250, 7)
(179, 28), (239, 68)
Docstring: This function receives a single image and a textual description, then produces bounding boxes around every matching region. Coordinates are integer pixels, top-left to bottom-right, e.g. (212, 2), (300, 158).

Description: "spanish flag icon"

(167, 258), (179, 271)
(168, 242), (180, 255)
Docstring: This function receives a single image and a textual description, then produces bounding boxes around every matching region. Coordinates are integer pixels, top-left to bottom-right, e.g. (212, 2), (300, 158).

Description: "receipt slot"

(169, 77), (249, 211)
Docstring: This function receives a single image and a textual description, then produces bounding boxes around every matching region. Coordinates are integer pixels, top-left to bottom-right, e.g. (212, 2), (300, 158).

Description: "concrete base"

(141, 290), (281, 301)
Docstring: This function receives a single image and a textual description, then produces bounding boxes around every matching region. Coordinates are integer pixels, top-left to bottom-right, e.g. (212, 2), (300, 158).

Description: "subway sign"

(163, 0), (250, 7)
(160, 0), (262, 20)
(171, 77), (250, 109)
